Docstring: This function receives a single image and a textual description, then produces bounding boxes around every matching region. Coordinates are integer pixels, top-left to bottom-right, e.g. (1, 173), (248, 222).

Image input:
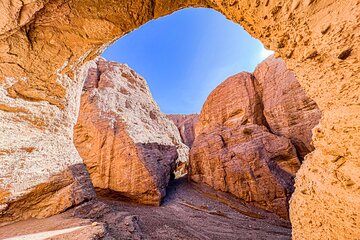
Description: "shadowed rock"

(167, 114), (199, 148)
(74, 58), (189, 205)
(0, 163), (95, 224)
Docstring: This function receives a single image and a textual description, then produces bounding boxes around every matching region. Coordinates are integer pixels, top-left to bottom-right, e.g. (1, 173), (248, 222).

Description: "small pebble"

(338, 48), (352, 60)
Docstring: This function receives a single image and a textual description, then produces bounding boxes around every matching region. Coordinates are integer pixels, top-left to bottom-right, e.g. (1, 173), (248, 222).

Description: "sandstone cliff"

(195, 72), (267, 135)
(0, 0), (359, 238)
(191, 123), (300, 219)
(254, 56), (321, 159)
(167, 114), (199, 148)
(190, 57), (321, 219)
(74, 58), (189, 205)
(190, 71), (302, 219)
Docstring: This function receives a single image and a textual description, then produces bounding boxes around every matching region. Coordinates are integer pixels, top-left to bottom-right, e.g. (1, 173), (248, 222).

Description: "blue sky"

(102, 8), (273, 114)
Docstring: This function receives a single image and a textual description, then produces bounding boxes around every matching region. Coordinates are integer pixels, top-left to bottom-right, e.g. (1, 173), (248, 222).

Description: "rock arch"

(0, 0), (359, 239)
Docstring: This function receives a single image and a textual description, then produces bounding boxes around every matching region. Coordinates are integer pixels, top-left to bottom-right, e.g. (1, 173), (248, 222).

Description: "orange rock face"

(0, 164), (95, 224)
(190, 71), (301, 219)
(195, 72), (267, 135)
(254, 56), (321, 159)
(167, 114), (199, 147)
(0, 0), (359, 237)
(191, 124), (300, 219)
(74, 58), (188, 205)
(190, 58), (321, 219)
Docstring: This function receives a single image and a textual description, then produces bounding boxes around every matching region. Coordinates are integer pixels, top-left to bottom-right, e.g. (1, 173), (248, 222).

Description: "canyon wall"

(0, 55), (96, 223)
(74, 58), (189, 205)
(0, 0), (358, 238)
(254, 56), (321, 159)
(190, 56), (321, 219)
(190, 70), (302, 219)
(167, 114), (199, 148)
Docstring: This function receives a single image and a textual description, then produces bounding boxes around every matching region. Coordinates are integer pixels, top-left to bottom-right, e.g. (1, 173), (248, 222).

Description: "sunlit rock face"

(74, 58), (189, 205)
(254, 56), (321, 159)
(191, 124), (300, 220)
(190, 57), (322, 219)
(167, 114), (199, 148)
(0, 52), (96, 224)
(0, 0), (359, 238)
(195, 72), (268, 135)
(190, 71), (302, 219)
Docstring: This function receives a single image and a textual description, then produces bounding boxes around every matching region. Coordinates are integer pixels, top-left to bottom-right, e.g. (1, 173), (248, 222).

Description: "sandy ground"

(0, 178), (291, 240)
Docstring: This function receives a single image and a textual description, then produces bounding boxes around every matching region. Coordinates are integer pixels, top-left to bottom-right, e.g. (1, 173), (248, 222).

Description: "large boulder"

(74, 58), (189, 205)
(0, 164), (95, 224)
(254, 56), (321, 159)
(191, 124), (300, 219)
(167, 114), (199, 148)
(190, 71), (301, 219)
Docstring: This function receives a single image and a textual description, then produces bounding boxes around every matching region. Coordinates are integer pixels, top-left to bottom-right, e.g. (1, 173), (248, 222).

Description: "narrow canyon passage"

(67, 52), (318, 240)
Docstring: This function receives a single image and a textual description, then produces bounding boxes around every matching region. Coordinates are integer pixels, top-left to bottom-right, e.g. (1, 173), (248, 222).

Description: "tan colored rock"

(0, 164), (94, 224)
(74, 58), (189, 205)
(190, 72), (301, 219)
(195, 72), (267, 135)
(191, 124), (300, 220)
(0, 0), (46, 37)
(167, 114), (199, 147)
(0, 60), (96, 223)
(0, 0), (359, 238)
(254, 55), (321, 159)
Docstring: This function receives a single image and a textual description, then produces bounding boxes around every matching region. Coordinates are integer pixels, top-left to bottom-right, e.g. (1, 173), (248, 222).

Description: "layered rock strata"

(167, 114), (199, 148)
(190, 71), (302, 219)
(254, 56), (321, 159)
(74, 58), (189, 205)
(0, 0), (359, 238)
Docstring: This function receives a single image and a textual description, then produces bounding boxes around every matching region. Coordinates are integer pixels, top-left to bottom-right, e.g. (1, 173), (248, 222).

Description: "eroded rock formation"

(191, 124), (300, 220)
(74, 58), (189, 205)
(195, 72), (267, 134)
(0, 56), (96, 223)
(0, 0), (359, 238)
(0, 164), (95, 224)
(254, 56), (321, 159)
(190, 71), (302, 219)
(167, 114), (199, 147)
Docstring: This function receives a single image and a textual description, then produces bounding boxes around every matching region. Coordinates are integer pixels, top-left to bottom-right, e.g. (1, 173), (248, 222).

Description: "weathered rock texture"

(167, 114), (199, 147)
(74, 58), (189, 205)
(195, 72), (267, 134)
(0, 0), (359, 238)
(0, 179), (292, 240)
(0, 164), (95, 224)
(254, 56), (321, 159)
(191, 124), (300, 220)
(0, 58), (96, 223)
(190, 72), (302, 219)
